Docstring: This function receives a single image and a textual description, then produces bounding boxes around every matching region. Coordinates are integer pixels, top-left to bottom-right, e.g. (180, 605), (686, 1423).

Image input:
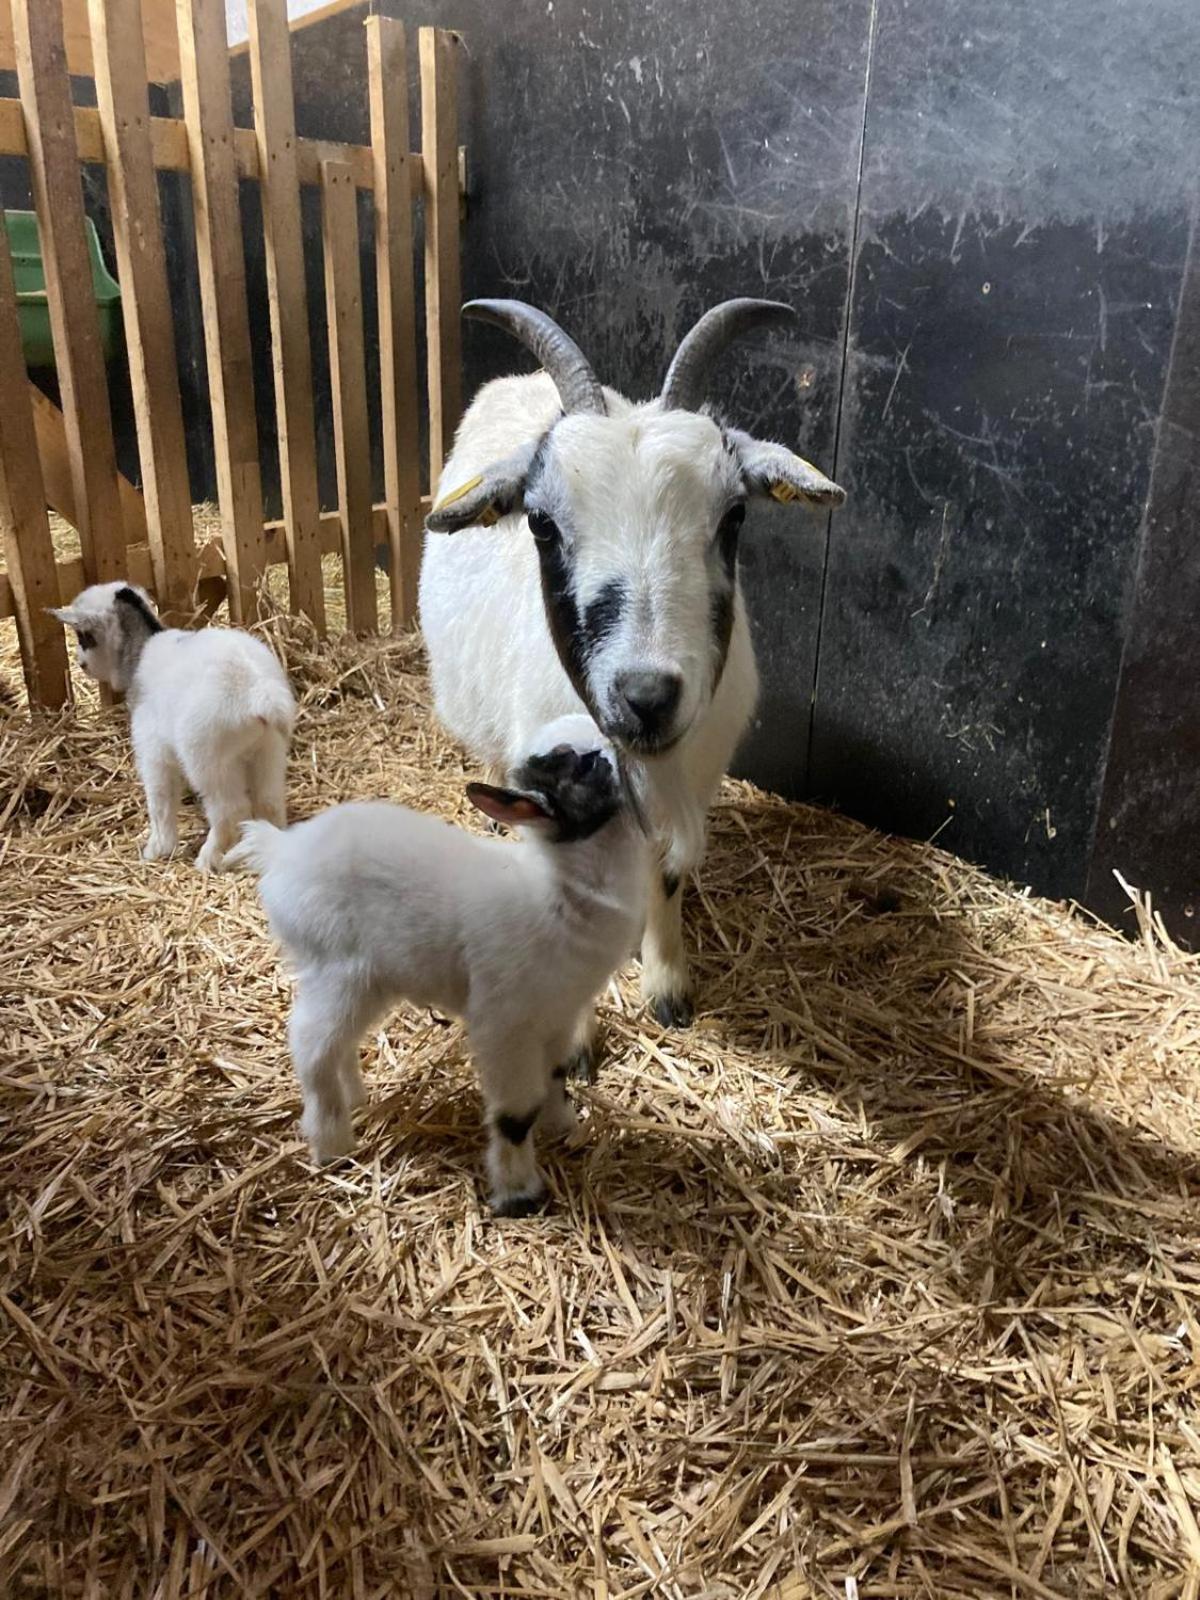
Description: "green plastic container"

(5, 209), (122, 369)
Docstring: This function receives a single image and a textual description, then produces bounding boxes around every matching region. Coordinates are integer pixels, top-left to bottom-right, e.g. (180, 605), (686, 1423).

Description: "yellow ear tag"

(433, 473), (485, 512)
(769, 480), (804, 504)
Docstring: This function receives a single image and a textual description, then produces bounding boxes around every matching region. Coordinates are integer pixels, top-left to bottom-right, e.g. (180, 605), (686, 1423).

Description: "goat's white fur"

(420, 372), (762, 1018)
(51, 582), (295, 872)
(229, 714), (649, 1213)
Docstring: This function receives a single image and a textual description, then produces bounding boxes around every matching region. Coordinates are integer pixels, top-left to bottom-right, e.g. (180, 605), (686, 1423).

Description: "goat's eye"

(527, 510), (560, 545)
(76, 630), (95, 651)
(716, 503), (746, 542)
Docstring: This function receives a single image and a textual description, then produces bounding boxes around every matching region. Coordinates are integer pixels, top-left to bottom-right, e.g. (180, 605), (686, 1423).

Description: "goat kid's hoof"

(491, 1186), (548, 1219)
(651, 991), (695, 1029)
(142, 836), (176, 862)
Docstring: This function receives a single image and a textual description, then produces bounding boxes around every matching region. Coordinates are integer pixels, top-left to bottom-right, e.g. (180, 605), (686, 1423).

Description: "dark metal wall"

(285, 0), (1199, 938)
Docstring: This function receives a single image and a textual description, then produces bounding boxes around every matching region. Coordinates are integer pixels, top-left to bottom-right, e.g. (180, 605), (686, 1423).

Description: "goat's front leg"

(472, 1029), (552, 1216)
(641, 868), (693, 1028)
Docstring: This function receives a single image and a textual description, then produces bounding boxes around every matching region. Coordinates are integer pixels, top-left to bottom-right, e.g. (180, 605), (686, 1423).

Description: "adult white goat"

(420, 299), (844, 1050)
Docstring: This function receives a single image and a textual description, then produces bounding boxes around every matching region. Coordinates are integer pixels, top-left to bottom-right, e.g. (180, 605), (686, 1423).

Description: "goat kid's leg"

(289, 974), (375, 1163)
(138, 742), (183, 861)
(196, 762), (253, 873)
(560, 1006), (599, 1084)
(472, 1031), (552, 1216)
(641, 868), (693, 1028)
(247, 729), (289, 828)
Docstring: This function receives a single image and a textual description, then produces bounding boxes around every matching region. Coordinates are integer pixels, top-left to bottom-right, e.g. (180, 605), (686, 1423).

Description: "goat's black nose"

(615, 669), (683, 735)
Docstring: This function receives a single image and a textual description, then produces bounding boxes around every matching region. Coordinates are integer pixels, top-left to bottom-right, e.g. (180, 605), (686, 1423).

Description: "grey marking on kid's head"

(511, 741), (622, 844)
(115, 586), (164, 637)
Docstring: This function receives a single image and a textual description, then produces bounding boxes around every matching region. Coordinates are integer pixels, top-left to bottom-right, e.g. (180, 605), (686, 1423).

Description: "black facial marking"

(497, 1110), (537, 1145)
(115, 586), (164, 635)
(583, 580), (625, 655)
(532, 533), (594, 714)
(75, 629), (96, 651)
(551, 1065), (568, 1082)
(662, 870), (680, 900)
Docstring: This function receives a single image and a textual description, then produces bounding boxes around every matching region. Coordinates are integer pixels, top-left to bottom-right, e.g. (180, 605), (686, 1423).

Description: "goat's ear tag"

(769, 480), (803, 505)
(432, 473), (484, 512)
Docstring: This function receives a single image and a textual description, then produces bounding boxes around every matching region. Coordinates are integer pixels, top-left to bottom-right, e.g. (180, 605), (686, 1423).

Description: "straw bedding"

(2, 575), (1200, 1599)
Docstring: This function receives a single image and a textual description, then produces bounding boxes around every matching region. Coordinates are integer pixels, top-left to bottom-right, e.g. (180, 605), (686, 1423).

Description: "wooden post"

(175, 0), (267, 624)
(12, 0), (126, 594)
(88, 0), (197, 621)
(367, 17), (422, 632)
(419, 27), (463, 490)
(245, 0), (326, 632)
(322, 161), (377, 637)
(0, 213), (70, 709)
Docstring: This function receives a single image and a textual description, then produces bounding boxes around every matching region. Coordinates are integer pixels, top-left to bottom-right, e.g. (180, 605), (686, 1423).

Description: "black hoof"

(492, 1189), (548, 1219)
(651, 992), (694, 1029)
(564, 1044), (598, 1084)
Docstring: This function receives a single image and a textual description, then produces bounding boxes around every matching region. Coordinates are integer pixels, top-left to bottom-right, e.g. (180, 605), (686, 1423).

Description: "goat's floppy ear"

(426, 439), (541, 534)
(465, 782), (554, 829)
(729, 429), (846, 509)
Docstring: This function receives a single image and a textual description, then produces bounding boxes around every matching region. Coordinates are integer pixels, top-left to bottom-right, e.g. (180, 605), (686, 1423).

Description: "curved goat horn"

(660, 299), (798, 413)
(463, 300), (606, 415)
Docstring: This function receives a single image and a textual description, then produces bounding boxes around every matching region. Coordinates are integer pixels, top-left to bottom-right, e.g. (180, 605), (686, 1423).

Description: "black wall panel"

(809, 0), (1200, 902)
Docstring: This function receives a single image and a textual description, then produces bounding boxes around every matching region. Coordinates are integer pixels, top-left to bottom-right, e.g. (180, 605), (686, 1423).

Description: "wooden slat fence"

(0, 0), (463, 707)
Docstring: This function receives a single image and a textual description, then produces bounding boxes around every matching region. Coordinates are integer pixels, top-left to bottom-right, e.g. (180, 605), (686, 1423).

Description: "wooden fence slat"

(419, 27), (463, 488)
(88, 0), (196, 619)
(367, 17), (422, 631)
(12, 0), (126, 594)
(245, 0), (326, 632)
(321, 160), (377, 636)
(30, 385), (148, 546)
(0, 211), (69, 709)
(176, 0), (267, 625)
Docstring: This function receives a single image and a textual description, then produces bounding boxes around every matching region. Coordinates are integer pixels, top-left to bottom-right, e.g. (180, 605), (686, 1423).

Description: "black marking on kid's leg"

(652, 992), (695, 1029)
(662, 870), (680, 900)
(565, 1044), (597, 1084)
(493, 1189), (548, 1219)
(497, 1109), (537, 1145)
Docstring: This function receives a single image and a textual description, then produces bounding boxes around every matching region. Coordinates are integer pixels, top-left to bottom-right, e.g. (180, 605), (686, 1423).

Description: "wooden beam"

(0, 98), (436, 193)
(88, 0), (196, 619)
(322, 160), (377, 636)
(368, 17), (422, 631)
(0, 208), (70, 708)
(419, 28), (463, 488)
(246, 0), (326, 631)
(176, 0), (267, 625)
(12, 0), (127, 596)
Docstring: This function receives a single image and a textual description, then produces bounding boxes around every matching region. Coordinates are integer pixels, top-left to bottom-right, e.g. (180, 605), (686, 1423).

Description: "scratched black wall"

(74, 2), (1200, 936)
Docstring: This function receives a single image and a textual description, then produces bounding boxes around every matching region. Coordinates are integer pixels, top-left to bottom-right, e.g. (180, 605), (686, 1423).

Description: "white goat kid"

(420, 299), (845, 1048)
(229, 715), (648, 1216)
(52, 582), (295, 872)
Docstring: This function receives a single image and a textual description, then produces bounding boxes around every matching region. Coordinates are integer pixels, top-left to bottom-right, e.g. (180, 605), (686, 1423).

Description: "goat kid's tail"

(251, 679), (296, 737)
(224, 819), (283, 876)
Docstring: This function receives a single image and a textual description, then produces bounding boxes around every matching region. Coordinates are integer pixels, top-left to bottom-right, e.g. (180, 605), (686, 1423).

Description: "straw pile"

(2, 573), (1200, 1599)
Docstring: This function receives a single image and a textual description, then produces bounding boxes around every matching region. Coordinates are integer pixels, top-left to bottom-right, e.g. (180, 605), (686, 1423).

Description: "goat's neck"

(539, 822), (647, 928)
